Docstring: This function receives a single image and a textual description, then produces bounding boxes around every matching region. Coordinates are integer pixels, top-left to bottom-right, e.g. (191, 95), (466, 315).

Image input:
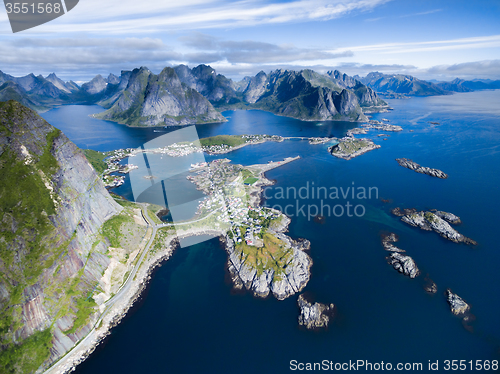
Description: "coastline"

(44, 156), (305, 373)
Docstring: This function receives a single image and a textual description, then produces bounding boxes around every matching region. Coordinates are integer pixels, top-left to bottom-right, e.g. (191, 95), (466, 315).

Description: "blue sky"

(0, 0), (499, 82)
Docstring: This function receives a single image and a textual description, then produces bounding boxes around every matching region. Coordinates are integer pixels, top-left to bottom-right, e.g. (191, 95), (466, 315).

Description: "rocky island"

(381, 233), (420, 278)
(297, 294), (335, 330)
(446, 289), (470, 316)
(399, 210), (476, 245)
(329, 137), (381, 160)
(396, 158), (448, 179)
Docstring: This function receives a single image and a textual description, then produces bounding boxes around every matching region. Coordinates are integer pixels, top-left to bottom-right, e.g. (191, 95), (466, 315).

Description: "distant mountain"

(358, 72), (450, 97)
(0, 81), (44, 111)
(243, 70), (268, 104)
(95, 66), (226, 126)
(173, 66), (386, 122)
(81, 74), (108, 95)
(0, 66), (387, 124)
(325, 70), (386, 108)
(244, 69), (372, 121)
(435, 78), (474, 92)
(174, 64), (242, 105)
(0, 71), (74, 111)
(45, 73), (79, 94)
(440, 78), (500, 91)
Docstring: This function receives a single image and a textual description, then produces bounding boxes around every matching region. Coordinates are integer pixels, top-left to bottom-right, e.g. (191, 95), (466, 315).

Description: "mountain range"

(356, 72), (500, 97)
(0, 66), (498, 126)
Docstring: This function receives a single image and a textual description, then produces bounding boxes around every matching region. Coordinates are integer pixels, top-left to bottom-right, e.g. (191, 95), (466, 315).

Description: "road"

(43, 204), (159, 374)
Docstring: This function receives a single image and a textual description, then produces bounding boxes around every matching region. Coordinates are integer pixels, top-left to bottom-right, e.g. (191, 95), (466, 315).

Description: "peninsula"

(185, 157), (312, 299)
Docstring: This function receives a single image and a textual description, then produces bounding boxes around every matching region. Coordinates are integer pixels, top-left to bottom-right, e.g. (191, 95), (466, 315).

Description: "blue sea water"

(42, 91), (500, 373)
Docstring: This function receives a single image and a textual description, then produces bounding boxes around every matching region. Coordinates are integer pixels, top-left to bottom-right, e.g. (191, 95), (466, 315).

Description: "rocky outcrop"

(381, 233), (419, 278)
(400, 210), (476, 245)
(381, 233), (406, 253)
(329, 138), (381, 160)
(387, 253), (420, 278)
(297, 294), (335, 330)
(391, 207), (417, 217)
(396, 158), (448, 179)
(446, 289), (470, 316)
(95, 67), (226, 127)
(431, 210), (461, 225)
(224, 219), (312, 301)
(423, 277), (437, 293)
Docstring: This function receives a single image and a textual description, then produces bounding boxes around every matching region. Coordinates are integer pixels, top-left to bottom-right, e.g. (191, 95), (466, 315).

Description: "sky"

(0, 0), (499, 82)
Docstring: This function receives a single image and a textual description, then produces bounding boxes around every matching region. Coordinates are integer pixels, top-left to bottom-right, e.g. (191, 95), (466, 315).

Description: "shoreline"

(43, 156), (304, 373)
(42, 234), (179, 374)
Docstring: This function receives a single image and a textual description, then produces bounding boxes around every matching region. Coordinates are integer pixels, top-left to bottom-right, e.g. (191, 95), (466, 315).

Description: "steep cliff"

(249, 69), (369, 121)
(95, 67), (226, 126)
(0, 101), (122, 373)
(174, 64), (242, 105)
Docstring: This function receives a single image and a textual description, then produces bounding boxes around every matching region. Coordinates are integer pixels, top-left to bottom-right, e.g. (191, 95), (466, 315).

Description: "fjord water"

(42, 91), (500, 373)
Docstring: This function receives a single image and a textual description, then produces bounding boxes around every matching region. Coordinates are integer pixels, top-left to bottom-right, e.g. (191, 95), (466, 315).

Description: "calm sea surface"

(42, 91), (500, 373)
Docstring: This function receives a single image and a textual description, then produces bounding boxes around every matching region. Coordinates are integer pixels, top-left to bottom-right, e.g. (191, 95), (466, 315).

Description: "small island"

(396, 158), (448, 179)
(297, 294), (335, 330)
(329, 137), (381, 160)
(398, 209), (476, 245)
(446, 289), (470, 316)
(381, 233), (420, 278)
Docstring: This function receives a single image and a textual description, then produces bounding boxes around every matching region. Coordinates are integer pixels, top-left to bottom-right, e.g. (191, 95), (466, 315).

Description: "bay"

(42, 91), (500, 373)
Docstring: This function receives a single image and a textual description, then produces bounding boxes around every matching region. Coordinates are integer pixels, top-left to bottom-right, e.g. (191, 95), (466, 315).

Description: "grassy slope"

(82, 149), (107, 175)
(199, 135), (246, 148)
(0, 102), (62, 373)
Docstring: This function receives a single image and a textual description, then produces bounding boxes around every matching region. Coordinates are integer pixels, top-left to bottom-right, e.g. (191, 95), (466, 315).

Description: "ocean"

(42, 90), (500, 373)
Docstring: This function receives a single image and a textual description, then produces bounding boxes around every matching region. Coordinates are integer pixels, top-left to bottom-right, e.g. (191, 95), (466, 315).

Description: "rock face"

(391, 207), (417, 217)
(401, 210), (476, 245)
(174, 64), (241, 105)
(297, 294), (334, 330)
(358, 72), (450, 97)
(396, 158), (448, 179)
(243, 71), (268, 104)
(0, 101), (121, 373)
(81, 74), (108, 95)
(45, 73), (78, 94)
(250, 69), (369, 122)
(325, 70), (386, 107)
(95, 67), (226, 127)
(381, 233), (420, 278)
(431, 210), (461, 225)
(387, 253), (420, 278)
(446, 289), (470, 316)
(224, 221), (312, 301)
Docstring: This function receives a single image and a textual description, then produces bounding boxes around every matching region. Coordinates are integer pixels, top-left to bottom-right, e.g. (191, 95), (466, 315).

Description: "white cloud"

(179, 33), (353, 64)
(338, 34), (500, 54)
(6, 0), (392, 34)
